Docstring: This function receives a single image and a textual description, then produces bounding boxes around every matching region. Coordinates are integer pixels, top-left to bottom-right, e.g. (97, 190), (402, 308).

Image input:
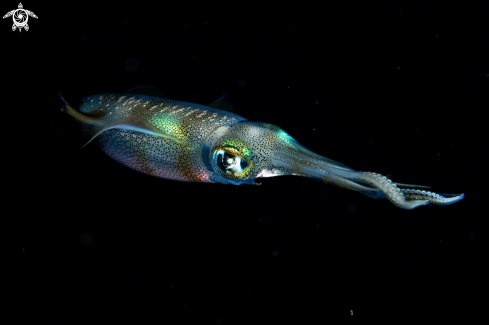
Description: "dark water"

(3, 2), (485, 324)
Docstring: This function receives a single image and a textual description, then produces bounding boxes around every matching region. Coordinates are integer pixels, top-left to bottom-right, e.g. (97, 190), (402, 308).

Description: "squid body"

(59, 86), (464, 210)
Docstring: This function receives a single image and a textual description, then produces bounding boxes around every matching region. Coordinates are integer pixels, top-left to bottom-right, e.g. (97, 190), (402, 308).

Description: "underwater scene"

(3, 2), (485, 324)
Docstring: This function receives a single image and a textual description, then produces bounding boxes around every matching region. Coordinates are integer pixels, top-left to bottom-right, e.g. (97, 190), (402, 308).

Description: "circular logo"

(13, 9), (28, 28)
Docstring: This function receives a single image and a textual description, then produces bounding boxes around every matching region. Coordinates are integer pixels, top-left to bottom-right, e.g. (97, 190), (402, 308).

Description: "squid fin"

(207, 91), (241, 114)
(58, 92), (183, 148)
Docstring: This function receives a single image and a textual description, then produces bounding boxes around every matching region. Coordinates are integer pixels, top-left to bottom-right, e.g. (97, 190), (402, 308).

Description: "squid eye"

(213, 150), (249, 175)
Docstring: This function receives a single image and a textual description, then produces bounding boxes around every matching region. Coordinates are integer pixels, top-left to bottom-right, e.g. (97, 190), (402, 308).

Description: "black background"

(2, 1), (486, 324)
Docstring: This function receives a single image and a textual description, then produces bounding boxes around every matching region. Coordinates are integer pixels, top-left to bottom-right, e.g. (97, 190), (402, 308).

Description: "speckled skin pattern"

(78, 94), (246, 182)
(70, 93), (464, 210)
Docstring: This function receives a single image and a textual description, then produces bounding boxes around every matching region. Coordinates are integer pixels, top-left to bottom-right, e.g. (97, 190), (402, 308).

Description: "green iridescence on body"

(149, 115), (186, 140)
(277, 130), (294, 142)
(221, 139), (251, 158)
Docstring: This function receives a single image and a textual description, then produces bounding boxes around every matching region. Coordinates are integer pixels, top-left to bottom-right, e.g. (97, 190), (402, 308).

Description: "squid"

(59, 86), (464, 210)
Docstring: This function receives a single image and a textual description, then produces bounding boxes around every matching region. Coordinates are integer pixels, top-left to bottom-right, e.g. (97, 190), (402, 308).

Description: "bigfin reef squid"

(58, 85), (464, 210)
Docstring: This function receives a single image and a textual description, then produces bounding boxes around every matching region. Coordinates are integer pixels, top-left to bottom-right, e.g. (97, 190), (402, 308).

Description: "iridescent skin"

(60, 92), (464, 210)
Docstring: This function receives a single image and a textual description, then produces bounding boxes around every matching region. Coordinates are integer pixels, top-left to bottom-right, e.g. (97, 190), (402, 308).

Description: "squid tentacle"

(393, 182), (432, 189)
(354, 172), (426, 210)
(401, 189), (464, 206)
(353, 172), (464, 210)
